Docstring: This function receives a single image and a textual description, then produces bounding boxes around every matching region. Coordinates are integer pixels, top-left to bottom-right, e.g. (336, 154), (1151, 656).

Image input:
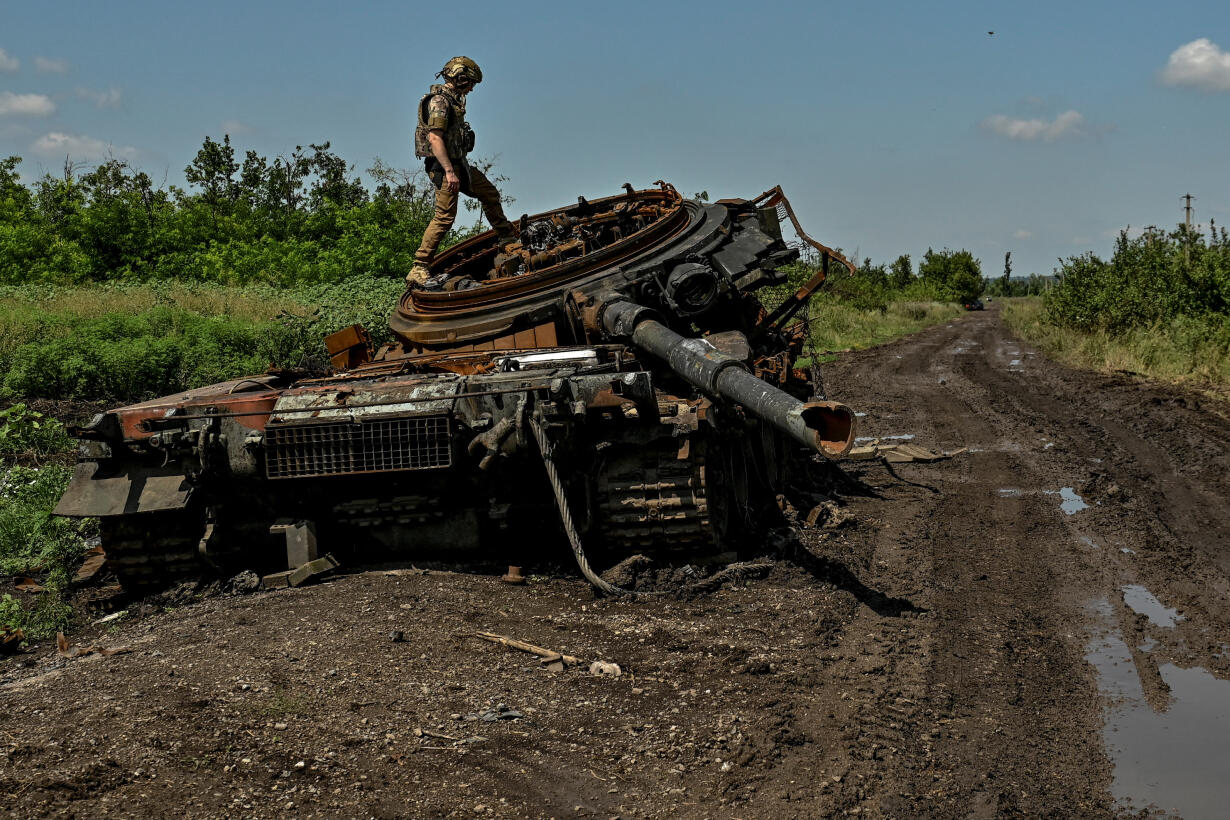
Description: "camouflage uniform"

(411, 84), (514, 281)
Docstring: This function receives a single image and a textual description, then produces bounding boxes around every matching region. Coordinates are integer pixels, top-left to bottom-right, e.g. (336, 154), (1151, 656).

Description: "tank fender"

(53, 461), (193, 518)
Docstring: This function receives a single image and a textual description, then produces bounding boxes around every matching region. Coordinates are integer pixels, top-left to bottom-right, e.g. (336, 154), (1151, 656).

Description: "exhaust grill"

(265, 415), (452, 479)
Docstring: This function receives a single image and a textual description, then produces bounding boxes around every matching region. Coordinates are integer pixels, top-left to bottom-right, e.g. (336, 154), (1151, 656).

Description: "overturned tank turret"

(55, 182), (857, 593)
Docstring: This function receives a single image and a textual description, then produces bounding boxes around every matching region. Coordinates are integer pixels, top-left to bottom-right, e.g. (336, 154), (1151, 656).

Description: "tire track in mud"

(829, 308), (1230, 817)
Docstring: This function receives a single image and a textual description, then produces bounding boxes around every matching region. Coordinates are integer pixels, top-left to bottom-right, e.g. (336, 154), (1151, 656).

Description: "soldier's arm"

(425, 94), (460, 193)
(427, 131), (460, 193)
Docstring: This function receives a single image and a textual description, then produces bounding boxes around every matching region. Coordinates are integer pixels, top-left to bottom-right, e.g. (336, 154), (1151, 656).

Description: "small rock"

(389, 630), (406, 643)
(274, 722), (288, 731)
(589, 661), (622, 678)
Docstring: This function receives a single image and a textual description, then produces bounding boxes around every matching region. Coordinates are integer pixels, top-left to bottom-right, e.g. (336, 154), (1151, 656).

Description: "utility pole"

(1182, 193), (1195, 266)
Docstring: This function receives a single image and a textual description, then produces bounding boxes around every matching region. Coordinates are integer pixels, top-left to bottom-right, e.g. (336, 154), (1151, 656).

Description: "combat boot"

(406, 263), (431, 287)
(495, 231), (519, 251)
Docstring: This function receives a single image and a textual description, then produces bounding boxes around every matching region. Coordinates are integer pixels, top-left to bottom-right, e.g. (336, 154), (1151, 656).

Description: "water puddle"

(1086, 619), (1230, 817)
(1043, 441), (1054, 450)
(1079, 536), (1099, 549)
(1122, 585), (1182, 628)
(998, 488), (1022, 498)
(1121, 547), (1136, 555)
(1045, 487), (1088, 514)
(854, 412), (867, 417)
(1009, 358), (1022, 366)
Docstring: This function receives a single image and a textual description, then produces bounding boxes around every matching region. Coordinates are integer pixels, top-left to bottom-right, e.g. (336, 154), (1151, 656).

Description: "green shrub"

(0, 403), (72, 457)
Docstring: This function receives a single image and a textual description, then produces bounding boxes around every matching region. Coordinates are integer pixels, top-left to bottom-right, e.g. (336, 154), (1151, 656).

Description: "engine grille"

(265, 415), (452, 479)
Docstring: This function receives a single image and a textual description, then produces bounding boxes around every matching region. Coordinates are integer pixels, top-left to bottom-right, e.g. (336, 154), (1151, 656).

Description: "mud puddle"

(1121, 585), (1182, 628)
(1087, 599), (1230, 818)
(1047, 487), (1088, 514)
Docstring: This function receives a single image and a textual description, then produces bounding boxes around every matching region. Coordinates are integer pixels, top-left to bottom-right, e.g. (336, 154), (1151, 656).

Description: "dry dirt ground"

(3, 308), (1229, 819)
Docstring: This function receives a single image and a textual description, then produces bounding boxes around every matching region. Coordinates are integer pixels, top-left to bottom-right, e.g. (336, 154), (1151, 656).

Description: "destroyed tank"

(55, 182), (857, 593)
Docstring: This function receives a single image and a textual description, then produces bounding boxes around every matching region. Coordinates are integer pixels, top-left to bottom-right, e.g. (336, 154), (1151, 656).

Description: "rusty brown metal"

(325, 324), (372, 369)
(750, 186), (856, 334)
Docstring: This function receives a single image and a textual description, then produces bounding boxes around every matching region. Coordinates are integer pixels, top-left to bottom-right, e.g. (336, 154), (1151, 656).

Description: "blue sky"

(2, 0), (1228, 276)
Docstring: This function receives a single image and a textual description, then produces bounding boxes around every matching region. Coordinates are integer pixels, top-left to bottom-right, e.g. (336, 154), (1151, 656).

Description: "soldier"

(407, 56), (517, 290)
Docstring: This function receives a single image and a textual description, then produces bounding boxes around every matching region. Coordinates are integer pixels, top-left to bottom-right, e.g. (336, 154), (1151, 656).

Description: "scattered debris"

(460, 704), (525, 722)
(72, 545), (106, 585)
(847, 442), (967, 463)
(225, 570), (262, 594)
(684, 562), (773, 593)
(475, 631), (582, 670)
(589, 661), (622, 678)
(804, 502), (856, 530)
(91, 610), (127, 626)
(261, 554), (340, 589)
(414, 727), (460, 741)
(0, 625), (24, 654)
(13, 576), (45, 593)
(55, 632), (131, 659)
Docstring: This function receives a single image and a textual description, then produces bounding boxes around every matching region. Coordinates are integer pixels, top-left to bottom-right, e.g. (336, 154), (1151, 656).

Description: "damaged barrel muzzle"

(598, 299), (856, 458)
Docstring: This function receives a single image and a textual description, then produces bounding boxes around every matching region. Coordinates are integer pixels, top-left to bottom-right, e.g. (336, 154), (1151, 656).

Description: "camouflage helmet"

(439, 56), (482, 85)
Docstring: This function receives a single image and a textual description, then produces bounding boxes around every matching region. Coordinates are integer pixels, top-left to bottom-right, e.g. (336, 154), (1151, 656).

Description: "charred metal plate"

(53, 461), (193, 517)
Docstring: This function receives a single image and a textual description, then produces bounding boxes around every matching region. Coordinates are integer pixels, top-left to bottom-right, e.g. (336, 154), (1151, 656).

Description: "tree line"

(0, 136), (463, 286)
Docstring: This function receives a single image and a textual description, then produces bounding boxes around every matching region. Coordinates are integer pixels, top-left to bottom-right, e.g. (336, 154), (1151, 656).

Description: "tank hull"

(55, 184), (857, 592)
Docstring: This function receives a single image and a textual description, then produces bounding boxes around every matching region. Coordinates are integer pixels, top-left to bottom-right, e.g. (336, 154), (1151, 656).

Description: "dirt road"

(3, 308), (1228, 818)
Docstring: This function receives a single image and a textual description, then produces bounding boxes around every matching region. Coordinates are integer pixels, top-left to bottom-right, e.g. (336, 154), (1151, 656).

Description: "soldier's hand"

(444, 170), (461, 193)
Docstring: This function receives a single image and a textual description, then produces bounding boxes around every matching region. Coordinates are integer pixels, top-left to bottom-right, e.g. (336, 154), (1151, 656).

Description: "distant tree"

(184, 135), (239, 213)
(919, 247), (983, 303)
(889, 253), (912, 290)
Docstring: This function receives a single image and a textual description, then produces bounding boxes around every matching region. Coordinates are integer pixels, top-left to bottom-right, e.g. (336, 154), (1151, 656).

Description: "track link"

(100, 510), (208, 593)
(594, 435), (712, 553)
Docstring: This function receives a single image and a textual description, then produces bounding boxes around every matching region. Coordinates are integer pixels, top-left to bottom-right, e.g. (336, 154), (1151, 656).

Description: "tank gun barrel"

(599, 300), (855, 458)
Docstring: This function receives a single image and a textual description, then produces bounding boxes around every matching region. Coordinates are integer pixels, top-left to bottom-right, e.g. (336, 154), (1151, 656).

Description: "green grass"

(0, 405), (88, 641)
(808, 298), (966, 354)
(0, 277), (404, 403)
(1002, 297), (1230, 396)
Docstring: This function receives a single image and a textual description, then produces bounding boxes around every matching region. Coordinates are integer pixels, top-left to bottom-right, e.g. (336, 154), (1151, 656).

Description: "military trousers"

(414, 160), (514, 265)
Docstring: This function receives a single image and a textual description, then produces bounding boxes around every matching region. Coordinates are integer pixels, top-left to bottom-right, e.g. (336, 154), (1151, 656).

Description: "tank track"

(100, 511), (208, 593)
(594, 436), (712, 553)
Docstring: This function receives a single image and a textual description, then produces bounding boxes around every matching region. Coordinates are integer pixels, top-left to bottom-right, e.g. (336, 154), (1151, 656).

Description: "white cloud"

(0, 49), (18, 73)
(76, 86), (123, 108)
(221, 119), (252, 135)
(0, 91), (55, 117)
(32, 132), (137, 161)
(34, 56), (69, 74)
(982, 110), (1086, 142)
(1160, 38), (1230, 91)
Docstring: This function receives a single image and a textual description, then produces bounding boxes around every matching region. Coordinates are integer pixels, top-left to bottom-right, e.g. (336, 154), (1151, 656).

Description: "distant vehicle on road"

(964, 298), (985, 311)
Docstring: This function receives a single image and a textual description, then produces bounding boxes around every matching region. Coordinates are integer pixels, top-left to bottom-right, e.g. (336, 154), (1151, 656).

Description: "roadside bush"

(0, 404), (72, 458)
(1046, 226), (1230, 334)
(2, 308), (306, 401)
(0, 463), (84, 640)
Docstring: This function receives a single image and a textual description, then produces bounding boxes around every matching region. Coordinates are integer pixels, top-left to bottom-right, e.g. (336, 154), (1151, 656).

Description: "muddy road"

(3, 307), (1229, 818)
